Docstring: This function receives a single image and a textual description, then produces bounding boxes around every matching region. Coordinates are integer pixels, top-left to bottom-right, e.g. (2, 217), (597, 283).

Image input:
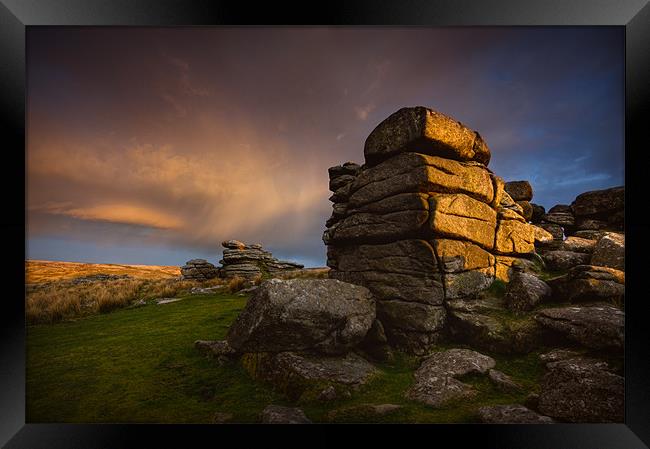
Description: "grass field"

(26, 260), (181, 284)
(26, 291), (545, 424)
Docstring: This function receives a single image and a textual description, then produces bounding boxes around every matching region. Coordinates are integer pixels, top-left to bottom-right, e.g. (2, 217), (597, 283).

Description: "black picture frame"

(2, 0), (649, 447)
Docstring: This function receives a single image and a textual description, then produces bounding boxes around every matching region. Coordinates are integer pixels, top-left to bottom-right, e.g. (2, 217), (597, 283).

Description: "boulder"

(538, 356), (624, 422)
(261, 405), (311, 424)
(363, 106), (491, 166)
(504, 271), (552, 312)
(477, 405), (554, 424)
(591, 232), (625, 271)
(226, 279), (375, 355)
(180, 259), (219, 280)
(541, 250), (590, 271)
(242, 351), (378, 401)
(571, 186), (624, 218)
(504, 181), (533, 201)
(530, 203), (546, 223)
(534, 305), (624, 350)
(560, 236), (596, 254)
(547, 265), (624, 304)
(542, 212), (575, 229)
(405, 349), (495, 407)
(219, 241), (304, 279)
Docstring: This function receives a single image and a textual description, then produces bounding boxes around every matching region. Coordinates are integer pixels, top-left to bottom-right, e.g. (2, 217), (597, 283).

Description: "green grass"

(27, 292), (546, 423)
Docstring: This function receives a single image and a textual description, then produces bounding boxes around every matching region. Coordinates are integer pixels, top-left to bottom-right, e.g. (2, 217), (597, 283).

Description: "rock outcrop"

(226, 279), (375, 355)
(324, 106), (540, 353)
(180, 259), (219, 280)
(219, 240), (304, 279)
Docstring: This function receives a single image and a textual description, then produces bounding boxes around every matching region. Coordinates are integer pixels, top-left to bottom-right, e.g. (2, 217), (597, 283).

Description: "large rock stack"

(219, 240), (304, 279)
(323, 106), (539, 353)
(180, 259), (219, 280)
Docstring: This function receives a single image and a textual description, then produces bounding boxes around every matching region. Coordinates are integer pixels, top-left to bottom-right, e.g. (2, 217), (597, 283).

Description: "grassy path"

(27, 293), (544, 423)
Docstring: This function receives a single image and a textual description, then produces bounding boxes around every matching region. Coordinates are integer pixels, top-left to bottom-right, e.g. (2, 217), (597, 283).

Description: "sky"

(26, 27), (624, 268)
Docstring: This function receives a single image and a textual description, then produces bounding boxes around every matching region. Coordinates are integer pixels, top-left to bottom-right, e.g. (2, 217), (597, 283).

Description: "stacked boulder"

(323, 106), (539, 353)
(197, 278), (379, 401)
(219, 240), (304, 279)
(534, 186), (624, 274)
(180, 259), (219, 280)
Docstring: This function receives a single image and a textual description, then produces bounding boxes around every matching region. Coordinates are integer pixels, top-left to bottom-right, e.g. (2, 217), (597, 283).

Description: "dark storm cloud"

(26, 27), (623, 266)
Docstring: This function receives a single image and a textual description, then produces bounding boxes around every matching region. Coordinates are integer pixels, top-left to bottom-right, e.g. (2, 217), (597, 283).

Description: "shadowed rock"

(538, 356), (623, 422)
(541, 250), (590, 271)
(530, 203), (546, 223)
(571, 186), (624, 218)
(242, 351), (378, 401)
(535, 305), (624, 350)
(547, 265), (624, 304)
(504, 181), (533, 201)
(505, 271), (551, 313)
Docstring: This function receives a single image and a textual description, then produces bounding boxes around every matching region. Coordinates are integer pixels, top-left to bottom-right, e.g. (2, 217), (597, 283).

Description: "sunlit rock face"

(324, 106), (538, 354)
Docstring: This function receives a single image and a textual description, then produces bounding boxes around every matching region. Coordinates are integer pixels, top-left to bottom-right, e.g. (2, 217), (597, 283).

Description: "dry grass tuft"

(26, 276), (226, 325)
(227, 276), (247, 293)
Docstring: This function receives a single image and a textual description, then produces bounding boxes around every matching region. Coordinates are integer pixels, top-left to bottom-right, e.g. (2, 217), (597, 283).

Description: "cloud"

(27, 133), (331, 254)
(35, 202), (185, 230)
